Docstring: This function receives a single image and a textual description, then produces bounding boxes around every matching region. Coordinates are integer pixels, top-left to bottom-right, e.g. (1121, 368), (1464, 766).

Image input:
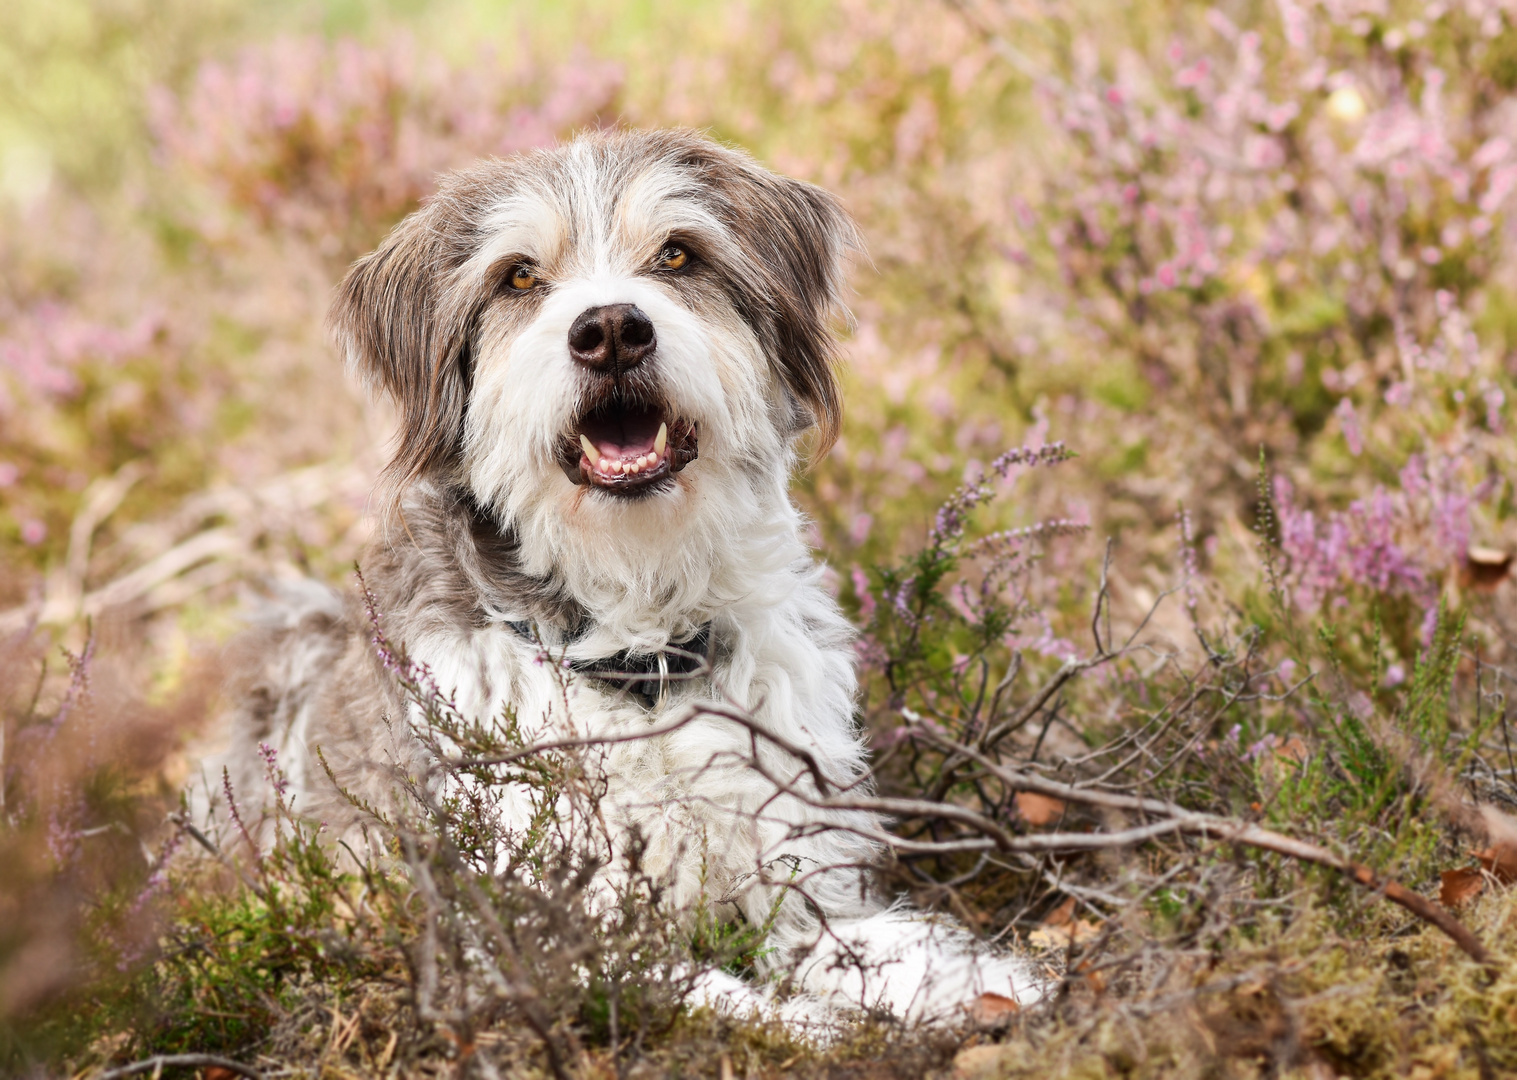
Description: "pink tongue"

(596, 435), (655, 459)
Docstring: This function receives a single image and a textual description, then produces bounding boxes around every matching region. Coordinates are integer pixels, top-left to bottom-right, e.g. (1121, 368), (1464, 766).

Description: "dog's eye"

(658, 245), (689, 271)
(508, 265), (539, 290)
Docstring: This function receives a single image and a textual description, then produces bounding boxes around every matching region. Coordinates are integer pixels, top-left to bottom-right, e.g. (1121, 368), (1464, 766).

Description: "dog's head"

(331, 129), (857, 599)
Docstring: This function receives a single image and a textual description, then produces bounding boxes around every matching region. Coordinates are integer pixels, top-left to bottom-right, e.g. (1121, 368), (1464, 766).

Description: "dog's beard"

(462, 273), (799, 633)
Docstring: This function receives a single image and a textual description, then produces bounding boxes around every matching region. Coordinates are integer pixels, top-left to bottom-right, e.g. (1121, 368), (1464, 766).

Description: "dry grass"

(6, 0), (1517, 1075)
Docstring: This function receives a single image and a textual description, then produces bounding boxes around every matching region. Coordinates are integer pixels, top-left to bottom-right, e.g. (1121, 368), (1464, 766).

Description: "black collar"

(505, 620), (712, 703)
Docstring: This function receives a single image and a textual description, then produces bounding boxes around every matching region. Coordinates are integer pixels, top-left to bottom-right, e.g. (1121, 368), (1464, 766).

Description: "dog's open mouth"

(562, 396), (699, 494)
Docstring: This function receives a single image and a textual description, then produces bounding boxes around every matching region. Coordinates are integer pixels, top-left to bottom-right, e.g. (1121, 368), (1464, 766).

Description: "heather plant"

(8, 0), (1517, 1076)
(0, 32), (624, 627)
(150, 35), (623, 259)
(1001, 0), (1517, 652)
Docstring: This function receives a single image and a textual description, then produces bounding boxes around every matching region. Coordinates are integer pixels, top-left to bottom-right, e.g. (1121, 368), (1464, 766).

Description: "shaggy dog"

(208, 128), (1038, 1024)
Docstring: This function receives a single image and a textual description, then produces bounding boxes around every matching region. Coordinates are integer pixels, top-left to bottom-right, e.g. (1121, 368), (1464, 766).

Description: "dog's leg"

(789, 904), (1044, 1023)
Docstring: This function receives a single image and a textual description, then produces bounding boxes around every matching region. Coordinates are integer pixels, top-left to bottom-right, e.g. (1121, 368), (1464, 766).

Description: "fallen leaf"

(1029, 900), (1102, 949)
(1477, 805), (1517, 883)
(1015, 790), (1066, 826)
(205, 1070), (236, 1080)
(1274, 736), (1309, 766)
(1074, 958), (1108, 994)
(1461, 546), (1513, 590)
(969, 991), (1020, 1026)
(1439, 866), (1485, 908)
(1041, 897), (1076, 927)
(1028, 920), (1102, 949)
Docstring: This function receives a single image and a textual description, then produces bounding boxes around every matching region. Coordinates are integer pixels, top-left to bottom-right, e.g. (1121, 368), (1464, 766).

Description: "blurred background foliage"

(8, 0), (1517, 1073)
(6, 0), (1517, 680)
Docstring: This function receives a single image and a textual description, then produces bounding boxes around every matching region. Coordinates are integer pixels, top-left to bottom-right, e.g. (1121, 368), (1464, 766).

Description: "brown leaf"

(1028, 919), (1102, 949)
(1074, 957), (1108, 993)
(969, 991), (1020, 1026)
(1015, 790), (1066, 826)
(205, 1070), (238, 1080)
(1477, 805), (1517, 883)
(1041, 896), (1077, 927)
(1461, 546), (1513, 590)
(1439, 866), (1486, 908)
(1029, 898), (1102, 949)
(1274, 735), (1309, 766)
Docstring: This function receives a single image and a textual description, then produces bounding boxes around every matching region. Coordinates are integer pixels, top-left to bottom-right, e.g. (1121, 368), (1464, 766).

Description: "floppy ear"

(328, 180), (497, 497)
(706, 150), (861, 454)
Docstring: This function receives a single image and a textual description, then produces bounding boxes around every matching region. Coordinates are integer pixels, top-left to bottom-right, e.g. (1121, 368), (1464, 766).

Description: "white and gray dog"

(207, 128), (1039, 1024)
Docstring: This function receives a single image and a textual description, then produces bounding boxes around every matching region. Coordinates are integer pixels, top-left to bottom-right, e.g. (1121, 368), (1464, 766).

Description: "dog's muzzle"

(557, 304), (700, 495)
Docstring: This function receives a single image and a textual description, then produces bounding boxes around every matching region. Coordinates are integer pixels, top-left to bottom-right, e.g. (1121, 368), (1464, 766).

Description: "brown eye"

(658, 245), (689, 271)
(509, 265), (539, 290)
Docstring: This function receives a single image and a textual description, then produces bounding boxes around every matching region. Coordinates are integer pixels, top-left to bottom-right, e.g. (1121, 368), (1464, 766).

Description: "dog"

(206, 128), (1039, 1025)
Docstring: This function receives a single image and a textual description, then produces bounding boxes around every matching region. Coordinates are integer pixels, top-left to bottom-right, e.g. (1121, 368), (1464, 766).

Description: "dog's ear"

(328, 183), (490, 496)
(707, 152), (861, 454)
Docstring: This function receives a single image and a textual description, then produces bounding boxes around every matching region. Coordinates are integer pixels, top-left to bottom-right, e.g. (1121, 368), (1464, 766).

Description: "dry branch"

(99, 1054), (264, 1080)
(897, 726), (1500, 972)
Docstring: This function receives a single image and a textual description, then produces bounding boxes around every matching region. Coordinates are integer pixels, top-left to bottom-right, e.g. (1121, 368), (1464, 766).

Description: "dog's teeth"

(648, 450), (659, 466)
(655, 422), (667, 455)
(580, 434), (600, 464)
(636, 455), (648, 468)
(629, 461), (641, 474)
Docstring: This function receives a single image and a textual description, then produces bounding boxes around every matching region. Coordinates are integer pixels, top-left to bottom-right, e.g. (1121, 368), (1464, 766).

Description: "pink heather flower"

(1244, 733), (1278, 762)
(19, 519), (46, 545)
(0, 462), (17, 487)
(1383, 663), (1406, 687)
(849, 512), (873, 545)
(1432, 490), (1472, 559)
(1419, 605), (1441, 647)
(258, 741), (289, 799)
(1175, 59), (1210, 88)
(1485, 387), (1506, 433)
(851, 567), (876, 622)
(1278, 657), (1298, 683)
(1384, 381), (1412, 407)
(1334, 397), (1363, 455)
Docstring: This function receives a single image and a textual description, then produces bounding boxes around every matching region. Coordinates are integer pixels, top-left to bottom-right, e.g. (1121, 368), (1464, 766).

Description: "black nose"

(567, 303), (656, 372)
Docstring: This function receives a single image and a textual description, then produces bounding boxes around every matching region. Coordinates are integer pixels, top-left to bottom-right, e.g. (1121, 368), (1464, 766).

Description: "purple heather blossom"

(851, 567), (877, 622)
(1334, 397), (1363, 456)
(1485, 387), (1505, 433)
(1243, 733), (1277, 762)
(258, 741), (289, 799)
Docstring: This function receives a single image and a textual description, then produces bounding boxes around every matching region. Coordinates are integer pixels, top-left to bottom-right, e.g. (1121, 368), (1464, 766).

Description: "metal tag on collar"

(656, 650), (670, 707)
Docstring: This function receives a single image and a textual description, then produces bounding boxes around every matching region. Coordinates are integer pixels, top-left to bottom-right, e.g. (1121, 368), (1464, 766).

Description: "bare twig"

(99, 1054), (264, 1080)
(902, 729), (1498, 972)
